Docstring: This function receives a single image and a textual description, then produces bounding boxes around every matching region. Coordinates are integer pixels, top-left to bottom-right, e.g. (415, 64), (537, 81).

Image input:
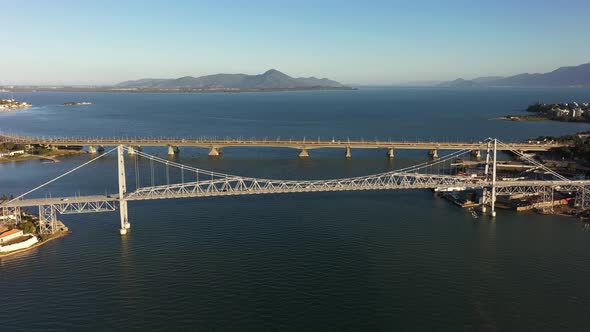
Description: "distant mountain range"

(116, 69), (346, 90)
(439, 63), (590, 87)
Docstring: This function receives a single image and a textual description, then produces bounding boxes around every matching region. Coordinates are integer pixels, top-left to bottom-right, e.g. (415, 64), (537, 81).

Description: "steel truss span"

(126, 173), (482, 200)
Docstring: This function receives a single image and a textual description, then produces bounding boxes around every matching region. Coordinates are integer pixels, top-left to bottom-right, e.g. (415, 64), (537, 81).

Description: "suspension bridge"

(1, 138), (589, 235)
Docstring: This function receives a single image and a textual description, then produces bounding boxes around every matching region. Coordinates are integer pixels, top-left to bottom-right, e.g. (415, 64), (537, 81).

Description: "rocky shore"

(0, 98), (31, 112)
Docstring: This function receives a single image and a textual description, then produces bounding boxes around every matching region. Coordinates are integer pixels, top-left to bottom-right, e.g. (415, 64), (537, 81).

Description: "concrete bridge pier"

(128, 146), (135, 155)
(167, 145), (174, 155)
(119, 200), (129, 235)
(471, 150), (482, 159)
(97, 145), (105, 152)
(88, 146), (97, 154)
(345, 146), (351, 158)
(208, 147), (220, 157)
(387, 147), (395, 159)
(299, 148), (309, 158)
(429, 149), (439, 158)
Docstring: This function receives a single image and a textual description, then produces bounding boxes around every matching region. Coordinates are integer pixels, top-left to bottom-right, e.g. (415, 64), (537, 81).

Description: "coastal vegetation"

(0, 142), (85, 163)
(116, 69), (347, 90)
(537, 132), (590, 162)
(0, 194), (15, 202)
(0, 210), (69, 256)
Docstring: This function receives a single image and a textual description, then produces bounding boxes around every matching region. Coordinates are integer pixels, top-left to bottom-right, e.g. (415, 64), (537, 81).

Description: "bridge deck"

(0, 134), (565, 151)
(1, 195), (118, 208)
(2, 180), (589, 209)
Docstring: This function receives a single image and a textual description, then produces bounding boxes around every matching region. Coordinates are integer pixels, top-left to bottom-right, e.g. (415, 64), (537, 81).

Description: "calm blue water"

(1, 88), (590, 331)
(2, 87), (590, 140)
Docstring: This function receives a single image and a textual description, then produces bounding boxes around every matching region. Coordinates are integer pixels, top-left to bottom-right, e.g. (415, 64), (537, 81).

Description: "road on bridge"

(0, 134), (566, 153)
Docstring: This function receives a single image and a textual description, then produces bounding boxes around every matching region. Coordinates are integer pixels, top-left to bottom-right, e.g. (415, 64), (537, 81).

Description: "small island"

(64, 101), (92, 106)
(0, 98), (31, 112)
(499, 101), (590, 122)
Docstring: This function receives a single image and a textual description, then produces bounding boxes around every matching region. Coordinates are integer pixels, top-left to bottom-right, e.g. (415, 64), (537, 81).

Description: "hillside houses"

(527, 101), (590, 121)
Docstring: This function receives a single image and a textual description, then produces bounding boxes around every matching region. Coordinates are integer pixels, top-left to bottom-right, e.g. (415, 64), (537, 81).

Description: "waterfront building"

(0, 233), (39, 253)
(0, 150), (25, 158)
(0, 229), (23, 243)
(571, 108), (583, 118)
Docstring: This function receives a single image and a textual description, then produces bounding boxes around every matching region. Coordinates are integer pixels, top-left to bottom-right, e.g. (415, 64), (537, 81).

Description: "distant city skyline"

(1, 0), (589, 85)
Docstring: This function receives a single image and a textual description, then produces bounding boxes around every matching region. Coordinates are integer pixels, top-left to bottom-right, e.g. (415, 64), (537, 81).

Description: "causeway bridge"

(0, 133), (566, 158)
(1, 138), (588, 236)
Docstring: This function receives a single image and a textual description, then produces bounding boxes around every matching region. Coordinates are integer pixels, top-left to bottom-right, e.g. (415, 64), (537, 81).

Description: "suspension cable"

(4, 147), (117, 204)
(150, 159), (155, 187)
(127, 146), (474, 189)
(496, 140), (568, 181)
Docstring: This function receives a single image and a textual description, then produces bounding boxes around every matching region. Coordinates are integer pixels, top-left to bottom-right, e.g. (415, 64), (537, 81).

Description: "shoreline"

(495, 115), (590, 124)
(0, 150), (86, 163)
(494, 115), (552, 122)
(0, 86), (356, 94)
(0, 231), (70, 259)
(0, 107), (30, 113)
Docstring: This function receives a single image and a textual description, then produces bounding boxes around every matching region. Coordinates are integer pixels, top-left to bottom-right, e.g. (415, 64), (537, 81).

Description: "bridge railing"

(0, 133), (567, 148)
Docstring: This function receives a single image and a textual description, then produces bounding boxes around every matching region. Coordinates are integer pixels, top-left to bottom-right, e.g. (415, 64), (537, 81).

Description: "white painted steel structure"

(1, 138), (589, 235)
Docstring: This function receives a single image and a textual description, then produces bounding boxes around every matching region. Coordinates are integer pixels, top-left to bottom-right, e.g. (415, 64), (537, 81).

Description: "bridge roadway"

(3, 179), (590, 209)
(0, 134), (565, 156)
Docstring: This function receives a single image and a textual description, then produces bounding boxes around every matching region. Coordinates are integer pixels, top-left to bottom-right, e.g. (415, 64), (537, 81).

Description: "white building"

(0, 214), (17, 221)
(551, 108), (569, 117)
(0, 234), (38, 253)
(0, 150), (25, 158)
(572, 108), (584, 118)
(0, 229), (23, 243)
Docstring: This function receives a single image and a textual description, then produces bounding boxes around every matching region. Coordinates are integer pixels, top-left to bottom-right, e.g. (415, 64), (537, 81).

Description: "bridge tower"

(481, 139), (497, 217)
(575, 189), (590, 210)
(1, 207), (21, 226)
(38, 205), (57, 234)
(118, 145), (130, 235)
(490, 138), (497, 217)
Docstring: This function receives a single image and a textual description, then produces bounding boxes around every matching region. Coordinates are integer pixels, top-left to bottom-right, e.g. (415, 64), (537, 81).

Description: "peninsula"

(0, 203), (69, 257)
(499, 101), (590, 123)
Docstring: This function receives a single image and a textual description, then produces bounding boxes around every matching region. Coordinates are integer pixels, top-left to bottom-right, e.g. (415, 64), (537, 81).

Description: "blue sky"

(1, 0), (589, 85)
